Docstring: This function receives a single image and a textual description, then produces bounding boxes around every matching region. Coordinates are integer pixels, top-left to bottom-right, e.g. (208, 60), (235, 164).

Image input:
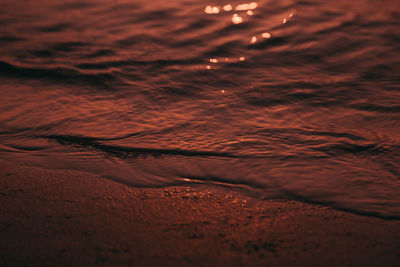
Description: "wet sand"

(0, 159), (399, 266)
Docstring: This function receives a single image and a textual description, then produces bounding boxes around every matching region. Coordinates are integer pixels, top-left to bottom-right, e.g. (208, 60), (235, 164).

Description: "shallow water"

(0, 0), (399, 218)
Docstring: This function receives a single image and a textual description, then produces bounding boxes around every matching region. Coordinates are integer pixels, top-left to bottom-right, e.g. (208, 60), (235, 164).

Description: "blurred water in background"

(0, 0), (399, 218)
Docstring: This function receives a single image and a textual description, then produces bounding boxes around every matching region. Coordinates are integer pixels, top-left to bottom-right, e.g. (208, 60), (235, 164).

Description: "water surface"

(1, 0), (399, 218)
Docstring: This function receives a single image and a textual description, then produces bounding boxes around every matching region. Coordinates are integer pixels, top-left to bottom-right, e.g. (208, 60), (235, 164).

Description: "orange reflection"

(236, 2), (258, 11)
(223, 4), (233, 11)
(205, 6), (220, 14)
(232, 14), (243, 24)
(261, 32), (271, 39)
(281, 11), (295, 24)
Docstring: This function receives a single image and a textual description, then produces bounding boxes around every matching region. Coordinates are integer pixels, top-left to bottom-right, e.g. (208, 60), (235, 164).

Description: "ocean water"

(0, 0), (399, 218)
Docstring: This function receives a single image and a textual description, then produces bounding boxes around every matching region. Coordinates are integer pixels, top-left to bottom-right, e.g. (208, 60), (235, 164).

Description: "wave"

(41, 134), (240, 158)
(312, 142), (391, 155)
(0, 61), (119, 89)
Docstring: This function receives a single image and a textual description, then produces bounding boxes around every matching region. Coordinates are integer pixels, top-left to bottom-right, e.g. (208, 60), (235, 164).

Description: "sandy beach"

(0, 159), (399, 266)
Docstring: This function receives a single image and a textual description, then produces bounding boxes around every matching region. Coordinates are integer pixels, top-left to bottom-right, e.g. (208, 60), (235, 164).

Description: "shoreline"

(0, 159), (399, 266)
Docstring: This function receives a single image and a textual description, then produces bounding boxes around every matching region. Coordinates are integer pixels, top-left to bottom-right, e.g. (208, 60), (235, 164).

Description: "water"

(1, 0), (399, 218)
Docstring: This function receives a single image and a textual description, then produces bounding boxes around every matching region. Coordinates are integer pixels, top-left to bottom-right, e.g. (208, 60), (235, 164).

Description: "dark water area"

(0, 0), (399, 218)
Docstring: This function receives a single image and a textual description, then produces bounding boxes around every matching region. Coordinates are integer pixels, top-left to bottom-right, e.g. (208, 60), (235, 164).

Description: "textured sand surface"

(0, 159), (399, 266)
